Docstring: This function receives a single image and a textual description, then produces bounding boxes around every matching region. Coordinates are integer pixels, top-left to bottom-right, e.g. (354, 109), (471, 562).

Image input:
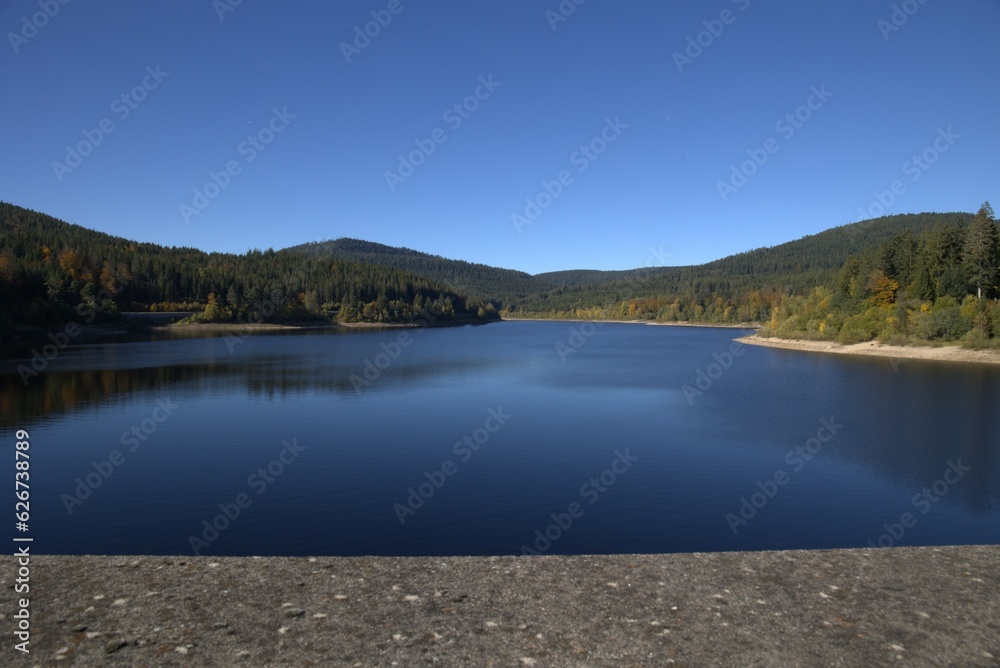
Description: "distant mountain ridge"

(0, 201), (977, 334)
(284, 212), (973, 313)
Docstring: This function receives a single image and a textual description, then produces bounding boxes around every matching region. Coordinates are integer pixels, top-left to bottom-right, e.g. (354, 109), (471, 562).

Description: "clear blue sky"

(2, 1), (998, 274)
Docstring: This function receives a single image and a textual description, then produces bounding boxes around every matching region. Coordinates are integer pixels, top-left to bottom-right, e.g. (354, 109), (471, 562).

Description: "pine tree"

(964, 202), (998, 299)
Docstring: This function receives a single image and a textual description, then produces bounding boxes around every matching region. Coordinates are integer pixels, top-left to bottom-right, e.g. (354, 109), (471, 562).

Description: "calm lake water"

(2, 321), (998, 556)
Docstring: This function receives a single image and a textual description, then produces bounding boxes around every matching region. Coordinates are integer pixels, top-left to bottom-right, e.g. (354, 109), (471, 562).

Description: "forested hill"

(523, 214), (966, 290)
(764, 202), (999, 347)
(287, 213), (973, 318)
(3, 201), (991, 346)
(283, 238), (548, 307)
(700, 212), (974, 280)
(518, 212), (983, 321)
(0, 203), (499, 334)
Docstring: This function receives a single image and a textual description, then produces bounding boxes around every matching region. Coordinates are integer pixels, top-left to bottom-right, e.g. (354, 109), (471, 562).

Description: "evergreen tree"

(964, 202), (998, 299)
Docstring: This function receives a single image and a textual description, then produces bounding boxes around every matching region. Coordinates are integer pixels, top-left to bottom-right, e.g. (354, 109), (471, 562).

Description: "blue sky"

(2, 1), (998, 274)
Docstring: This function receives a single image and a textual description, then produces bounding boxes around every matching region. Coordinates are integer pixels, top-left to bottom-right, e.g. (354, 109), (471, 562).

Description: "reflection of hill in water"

(0, 355), (495, 429)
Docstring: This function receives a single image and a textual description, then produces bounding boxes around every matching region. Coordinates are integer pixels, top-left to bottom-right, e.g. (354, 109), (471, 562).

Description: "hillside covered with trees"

(762, 203), (999, 347)
(3, 201), (996, 348)
(289, 211), (986, 332)
(283, 237), (549, 309)
(516, 205), (998, 347)
(503, 212), (988, 325)
(0, 203), (499, 335)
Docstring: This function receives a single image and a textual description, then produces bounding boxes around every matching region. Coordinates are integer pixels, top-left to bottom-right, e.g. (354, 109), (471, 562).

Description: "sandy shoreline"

(738, 334), (1000, 365)
(501, 317), (756, 329)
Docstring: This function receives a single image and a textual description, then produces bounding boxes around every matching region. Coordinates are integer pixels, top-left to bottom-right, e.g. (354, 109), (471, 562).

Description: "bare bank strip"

(738, 334), (1000, 365)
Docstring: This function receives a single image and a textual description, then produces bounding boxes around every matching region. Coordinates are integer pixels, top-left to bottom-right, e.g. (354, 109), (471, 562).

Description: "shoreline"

(153, 321), (337, 333)
(147, 319), (494, 334)
(501, 317), (757, 329)
(739, 334), (1000, 365)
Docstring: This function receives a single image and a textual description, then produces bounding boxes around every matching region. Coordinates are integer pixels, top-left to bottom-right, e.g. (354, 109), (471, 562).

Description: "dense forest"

(3, 201), (996, 348)
(0, 203), (499, 335)
(498, 212), (981, 323)
(292, 207), (998, 347)
(519, 205), (998, 347)
(284, 237), (550, 309)
(762, 203), (1000, 347)
(291, 211), (991, 335)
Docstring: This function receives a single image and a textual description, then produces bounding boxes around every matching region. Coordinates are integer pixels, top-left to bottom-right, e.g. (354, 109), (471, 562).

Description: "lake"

(2, 321), (998, 557)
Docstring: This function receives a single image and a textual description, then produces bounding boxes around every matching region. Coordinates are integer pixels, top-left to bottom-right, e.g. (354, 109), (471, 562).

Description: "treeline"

(285, 237), (543, 311)
(516, 206), (1000, 348)
(763, 203), (1000, 347)
(0, 203), (499, 334)
(284, 212), (978, 330)
(505, 291), (781, 324)
(503, 213), (975, 323)
(5, 199), (994, 347)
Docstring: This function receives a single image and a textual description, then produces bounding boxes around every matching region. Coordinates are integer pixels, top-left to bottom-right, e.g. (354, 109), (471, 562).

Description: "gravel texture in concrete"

(2, 546), (998, 666)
